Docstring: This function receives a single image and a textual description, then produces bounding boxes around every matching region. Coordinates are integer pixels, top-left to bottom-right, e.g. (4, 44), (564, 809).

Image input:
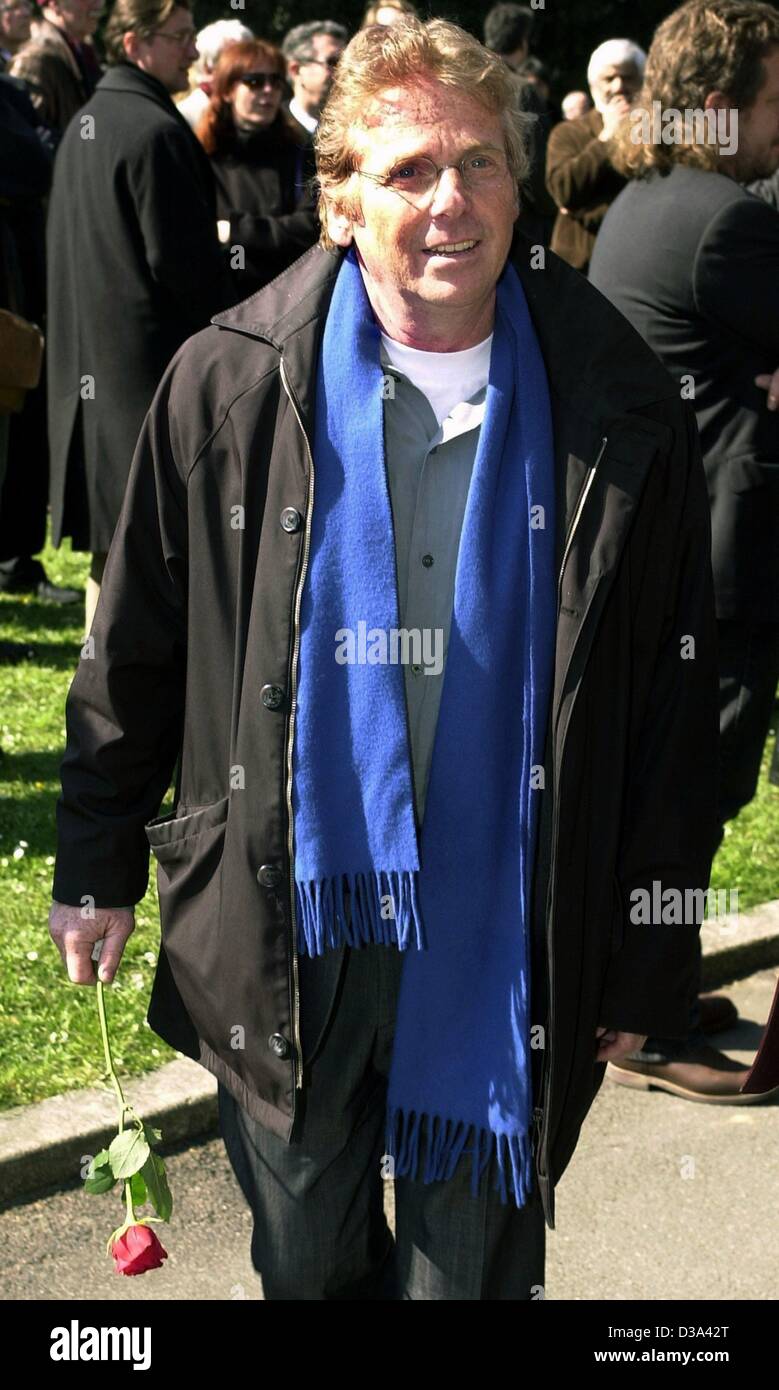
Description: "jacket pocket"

(145, 796), (230, 866)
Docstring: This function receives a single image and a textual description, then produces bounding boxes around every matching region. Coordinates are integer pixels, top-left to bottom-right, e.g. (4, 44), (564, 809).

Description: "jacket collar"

(95, 60), (180, 114)
(211, 230), (677, 433)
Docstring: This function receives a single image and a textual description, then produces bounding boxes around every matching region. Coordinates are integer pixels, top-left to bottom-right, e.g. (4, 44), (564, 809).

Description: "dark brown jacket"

(52, 233), (719, 1230)
(11, 17), (95, 141)
(546, 107), (626, 272)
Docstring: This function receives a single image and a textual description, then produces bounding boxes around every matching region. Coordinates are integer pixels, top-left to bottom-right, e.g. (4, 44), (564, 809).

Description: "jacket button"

(268, 1032), (291, 1058)
(280, 507), (302, 533)
(257, 863), (283, 888)
(260, 683), (284, 709)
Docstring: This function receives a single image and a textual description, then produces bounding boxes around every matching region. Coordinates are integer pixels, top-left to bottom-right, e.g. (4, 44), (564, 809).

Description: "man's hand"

(595, 1024), (648, 1063)
(49, 901), (135, 986)
(598, 97), (631, 142)
(755, 367), (779, 410)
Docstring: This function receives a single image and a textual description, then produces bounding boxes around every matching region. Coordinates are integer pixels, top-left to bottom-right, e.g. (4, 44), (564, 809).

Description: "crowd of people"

(2, 0), (779, 1109)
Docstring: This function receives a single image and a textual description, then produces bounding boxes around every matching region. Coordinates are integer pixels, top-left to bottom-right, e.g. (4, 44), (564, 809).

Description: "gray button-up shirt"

(380, 344), (486, 825)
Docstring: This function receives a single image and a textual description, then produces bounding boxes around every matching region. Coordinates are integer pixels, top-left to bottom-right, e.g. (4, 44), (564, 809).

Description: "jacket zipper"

(536, 436), (607, 1199)
(279, 355), (316, 1092)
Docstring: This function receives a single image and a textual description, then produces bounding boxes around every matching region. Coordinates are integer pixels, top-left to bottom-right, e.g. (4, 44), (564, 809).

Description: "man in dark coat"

(50, 19), (721, 1298)
(590, 0), (779, 1099)
(46, 0), (234, 636)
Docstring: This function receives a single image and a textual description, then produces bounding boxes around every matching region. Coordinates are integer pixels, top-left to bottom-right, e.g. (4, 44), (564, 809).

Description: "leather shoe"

(698, 992), (738, 1034)
(607, 1042), (769, 1104)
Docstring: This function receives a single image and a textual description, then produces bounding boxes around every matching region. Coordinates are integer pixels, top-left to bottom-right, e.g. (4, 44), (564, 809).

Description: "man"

(11, 0), (102, 142)
(0, 59), (77, 606)
(546, 38), (645, 272)
(174, 16), (252, 130)
(483, 2), (533, 72)
(590, 0), (779, 1100)
(0, 0), (32, 70)
(561, 90), (592, 122)
(50, 18), (719, 1299)
(281, 19), (347, 139)
(45, 0), (234, 637)
(484, 3), (556, 246)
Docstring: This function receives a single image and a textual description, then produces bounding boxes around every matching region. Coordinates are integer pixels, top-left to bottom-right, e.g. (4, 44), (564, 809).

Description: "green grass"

(1, 526), (777, 1111)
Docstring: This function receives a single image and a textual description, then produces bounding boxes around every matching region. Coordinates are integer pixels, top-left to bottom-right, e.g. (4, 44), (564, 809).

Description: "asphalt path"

(1, 967), (776, 1301)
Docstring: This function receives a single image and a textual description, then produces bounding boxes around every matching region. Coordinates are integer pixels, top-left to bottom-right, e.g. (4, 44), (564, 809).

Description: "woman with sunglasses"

(196, 38), (318, 294)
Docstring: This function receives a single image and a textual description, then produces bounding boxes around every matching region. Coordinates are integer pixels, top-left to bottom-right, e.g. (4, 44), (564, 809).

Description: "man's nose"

(428, 166), (469, 216)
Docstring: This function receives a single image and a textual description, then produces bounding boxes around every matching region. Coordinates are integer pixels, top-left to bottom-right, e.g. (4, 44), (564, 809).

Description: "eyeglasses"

(151, 26), (197, 47)
(240, 72), (284, 89)
(355, 149), (510, 208)
(301, 53), (340, 68)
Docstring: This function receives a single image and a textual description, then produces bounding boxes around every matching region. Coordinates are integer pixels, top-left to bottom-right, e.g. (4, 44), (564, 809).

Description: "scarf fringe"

(385, 1105), (535, 1208)
(295, 869), (426, 956)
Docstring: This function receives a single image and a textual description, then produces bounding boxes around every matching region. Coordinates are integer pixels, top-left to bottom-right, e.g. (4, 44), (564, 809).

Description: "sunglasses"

(240, 72), (284, 89)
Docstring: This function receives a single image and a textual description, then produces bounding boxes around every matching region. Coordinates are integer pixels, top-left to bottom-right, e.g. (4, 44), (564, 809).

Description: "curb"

(2, 900), (778, 1207)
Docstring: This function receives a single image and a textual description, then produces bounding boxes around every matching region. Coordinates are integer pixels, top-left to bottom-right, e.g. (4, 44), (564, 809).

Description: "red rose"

(111, 1224), (168, 1276)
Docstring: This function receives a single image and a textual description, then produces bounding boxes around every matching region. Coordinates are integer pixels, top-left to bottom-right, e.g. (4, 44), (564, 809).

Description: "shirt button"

(260, 683), (284, 709)
(411, 664), (422, 677)
(422, 554), (434, 567)
(268, 1033), (291, 1058)
(280, 507), (302, 532)
(257, 863), (283, 888)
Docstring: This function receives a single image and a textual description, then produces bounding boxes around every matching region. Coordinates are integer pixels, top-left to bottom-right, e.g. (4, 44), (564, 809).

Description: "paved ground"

(2, 968), (776, 1301)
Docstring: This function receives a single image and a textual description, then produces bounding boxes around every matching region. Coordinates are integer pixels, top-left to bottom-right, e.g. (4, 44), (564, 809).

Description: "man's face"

(729, 45), (779, 182)
(331, 77), (519, 341)
(291, 32), (344, 112)
(131, 6), (198, 94)
(0, 0), (31, 47)
(51, 0), (102, 41)
(589, 61), (641, 117)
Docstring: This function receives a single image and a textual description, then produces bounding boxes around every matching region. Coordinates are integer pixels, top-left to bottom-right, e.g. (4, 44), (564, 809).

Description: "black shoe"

(35, 579), (81, 604)
(0, 639), (36, 662)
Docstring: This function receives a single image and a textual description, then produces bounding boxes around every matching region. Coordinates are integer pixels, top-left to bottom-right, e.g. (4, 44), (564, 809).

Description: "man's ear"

(122, 29), (139, 63)
(325, 202), (354, 247)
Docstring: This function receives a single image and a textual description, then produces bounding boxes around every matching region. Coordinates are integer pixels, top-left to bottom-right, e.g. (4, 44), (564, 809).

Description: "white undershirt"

(379, 331), (493, 427)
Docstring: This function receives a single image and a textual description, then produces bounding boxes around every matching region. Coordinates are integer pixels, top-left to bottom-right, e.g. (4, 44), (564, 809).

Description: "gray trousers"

(218, 938), (546, 1300)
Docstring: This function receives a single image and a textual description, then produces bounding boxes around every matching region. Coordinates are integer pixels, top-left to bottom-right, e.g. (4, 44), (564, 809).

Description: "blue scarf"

(291, 246), (556, 1207)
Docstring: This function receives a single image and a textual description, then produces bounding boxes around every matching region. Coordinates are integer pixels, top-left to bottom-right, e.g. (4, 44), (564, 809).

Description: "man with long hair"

(591, 0), (779, 1101)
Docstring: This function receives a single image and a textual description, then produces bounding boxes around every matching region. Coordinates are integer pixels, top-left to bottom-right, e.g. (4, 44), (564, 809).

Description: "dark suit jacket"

(590, 164), (779, 620)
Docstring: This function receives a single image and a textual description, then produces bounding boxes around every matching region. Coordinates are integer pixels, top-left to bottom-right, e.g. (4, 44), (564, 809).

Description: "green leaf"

(140, 1149), (172, 1223)
(108, 1128), (150, 1180)
(130, 1170), (148, 1207)
(90, 1149), (111, 1171)
(84, 1164), (116, 1195)
(143, 1123), (163, 1148)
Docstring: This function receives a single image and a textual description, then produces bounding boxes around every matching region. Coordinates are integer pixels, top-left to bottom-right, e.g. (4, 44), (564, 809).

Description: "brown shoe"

(607, 1043), (772, 1104)
(698, 992), (738, 1034)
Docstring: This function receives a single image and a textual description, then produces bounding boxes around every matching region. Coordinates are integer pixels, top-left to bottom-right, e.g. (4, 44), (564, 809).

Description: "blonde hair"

(315, 17), (532, 250)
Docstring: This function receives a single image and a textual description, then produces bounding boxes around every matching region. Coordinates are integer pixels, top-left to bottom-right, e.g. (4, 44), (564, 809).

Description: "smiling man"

(50, 18), (719, 1300)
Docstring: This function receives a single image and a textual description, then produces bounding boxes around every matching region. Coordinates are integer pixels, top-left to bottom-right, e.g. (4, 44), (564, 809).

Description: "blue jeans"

(217, 939), (546, 1300)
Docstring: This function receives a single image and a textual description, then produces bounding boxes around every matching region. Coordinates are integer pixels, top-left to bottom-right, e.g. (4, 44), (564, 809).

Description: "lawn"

(1, 529), (777, 1111)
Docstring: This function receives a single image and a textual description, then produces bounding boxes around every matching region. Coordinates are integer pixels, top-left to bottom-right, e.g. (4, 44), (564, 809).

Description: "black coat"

(52, 235), (719, 1231)
(590, 165), (779, 620)
(209, 117), (319, 296)
(46, 61), (234, 553)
